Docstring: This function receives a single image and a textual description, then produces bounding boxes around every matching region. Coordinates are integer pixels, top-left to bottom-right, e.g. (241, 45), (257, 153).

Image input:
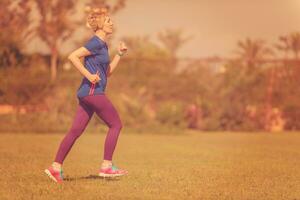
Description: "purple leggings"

(54, 94), (122, 164)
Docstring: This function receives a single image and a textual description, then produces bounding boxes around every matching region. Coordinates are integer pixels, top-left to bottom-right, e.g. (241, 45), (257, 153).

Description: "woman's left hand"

(118, 41), (128, 55)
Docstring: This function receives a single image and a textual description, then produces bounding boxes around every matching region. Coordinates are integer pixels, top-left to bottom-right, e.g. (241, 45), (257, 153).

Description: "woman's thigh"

(83, 95), (122, 127)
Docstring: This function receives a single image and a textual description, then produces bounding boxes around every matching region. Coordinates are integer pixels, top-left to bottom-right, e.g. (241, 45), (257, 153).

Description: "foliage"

(1, 4), (299, 132)
(0, 0), (32, 68)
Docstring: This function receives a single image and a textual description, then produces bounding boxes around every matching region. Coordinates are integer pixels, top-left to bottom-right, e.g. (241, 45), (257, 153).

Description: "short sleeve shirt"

(77, 36), (110, 98)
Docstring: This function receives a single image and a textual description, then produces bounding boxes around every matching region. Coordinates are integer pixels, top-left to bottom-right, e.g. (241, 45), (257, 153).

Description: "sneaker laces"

(111, 165), (118, 171)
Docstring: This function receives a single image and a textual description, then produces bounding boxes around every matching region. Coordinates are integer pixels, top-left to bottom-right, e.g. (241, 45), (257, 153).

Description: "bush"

(156, 101), (186, 128)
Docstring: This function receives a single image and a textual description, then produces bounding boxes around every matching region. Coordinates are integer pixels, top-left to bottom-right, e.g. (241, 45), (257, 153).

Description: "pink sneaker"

(98, 164), (128, 178)
(44, 166), (64, 183)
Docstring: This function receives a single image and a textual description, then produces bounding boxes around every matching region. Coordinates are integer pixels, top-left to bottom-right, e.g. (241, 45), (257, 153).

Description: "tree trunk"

(50, 48), (58, 82)
(264, 67), (276, 131)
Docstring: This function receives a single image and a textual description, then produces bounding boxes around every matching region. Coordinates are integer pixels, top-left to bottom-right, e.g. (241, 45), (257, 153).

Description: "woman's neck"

(95, 30), (107, 42)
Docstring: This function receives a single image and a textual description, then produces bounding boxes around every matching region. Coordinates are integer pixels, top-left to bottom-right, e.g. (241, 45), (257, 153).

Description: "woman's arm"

(107, 42), (127, 77)
(107, 54), (121, 77)
(68, 47), (100, 84)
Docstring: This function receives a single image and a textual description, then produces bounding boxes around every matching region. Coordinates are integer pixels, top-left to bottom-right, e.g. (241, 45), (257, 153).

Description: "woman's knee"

(69, 126), (84, 138)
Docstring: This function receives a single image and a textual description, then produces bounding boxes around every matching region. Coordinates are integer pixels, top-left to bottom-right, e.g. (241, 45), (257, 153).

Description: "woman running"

(45, 7), (128, 183)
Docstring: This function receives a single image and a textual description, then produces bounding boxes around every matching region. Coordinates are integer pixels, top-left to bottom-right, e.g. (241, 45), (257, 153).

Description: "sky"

(111, 0), (300, 58)
(28, 0), (300, 58)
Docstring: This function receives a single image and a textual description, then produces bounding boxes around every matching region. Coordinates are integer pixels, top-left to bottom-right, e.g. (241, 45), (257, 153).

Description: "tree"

(275, 36), (290, 60)
(236, 38), (273, 70)
(236, 39), (279, 130)
(275, 32), (300, 60)
(34, 0), (127, 82)
(0, 0), (32, 68)
(34, 0), (78, 82)
(87, 0), (126, 14)
(274, 33), (300, 130)
(288, 32), (300, 60)
(122, 35), (169, 60)
(158, 29), (191, 60)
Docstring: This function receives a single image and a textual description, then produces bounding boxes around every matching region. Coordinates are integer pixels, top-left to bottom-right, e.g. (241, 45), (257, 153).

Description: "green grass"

(1, 131), (300, 200)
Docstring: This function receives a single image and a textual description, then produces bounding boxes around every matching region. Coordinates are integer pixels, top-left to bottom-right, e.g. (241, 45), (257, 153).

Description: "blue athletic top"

(77, 36), (110, 98)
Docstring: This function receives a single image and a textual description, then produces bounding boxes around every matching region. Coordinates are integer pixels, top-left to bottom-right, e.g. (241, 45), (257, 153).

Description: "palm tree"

(158, 29), (192, 60)
(236, 38), (276, 130)
(275, 36), (290, 60)
(276, 32), (300, 60)
(236, 38), (273, 70)
(288, 32), (300, 60)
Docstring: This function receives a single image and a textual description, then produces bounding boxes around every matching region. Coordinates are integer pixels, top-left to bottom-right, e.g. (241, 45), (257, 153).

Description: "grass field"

(1, 131), (300, 200)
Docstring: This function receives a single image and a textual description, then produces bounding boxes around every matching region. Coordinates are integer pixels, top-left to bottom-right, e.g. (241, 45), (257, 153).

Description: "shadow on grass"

(64, 175), (121, 182)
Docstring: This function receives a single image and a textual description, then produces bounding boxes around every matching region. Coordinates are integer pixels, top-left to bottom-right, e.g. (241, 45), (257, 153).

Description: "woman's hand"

(87, 71), (101, 84)
(118, 41), (128, 55)
(107, 42), (127, 77)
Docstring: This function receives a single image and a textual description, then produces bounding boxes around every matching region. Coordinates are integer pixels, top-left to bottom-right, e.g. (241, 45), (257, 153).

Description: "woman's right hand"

(87, 71), (101, 84)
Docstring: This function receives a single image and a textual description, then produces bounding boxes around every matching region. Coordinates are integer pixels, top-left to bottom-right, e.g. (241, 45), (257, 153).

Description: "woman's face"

(102, 16), (114, 34)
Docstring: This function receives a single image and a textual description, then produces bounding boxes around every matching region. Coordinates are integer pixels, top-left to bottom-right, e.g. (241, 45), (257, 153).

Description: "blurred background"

(1, 0), (299, 133)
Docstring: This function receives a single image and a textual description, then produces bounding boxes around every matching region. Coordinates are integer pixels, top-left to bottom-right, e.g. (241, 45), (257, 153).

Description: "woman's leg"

(85, 95), (123, 161)
(54, 100), (94, 164)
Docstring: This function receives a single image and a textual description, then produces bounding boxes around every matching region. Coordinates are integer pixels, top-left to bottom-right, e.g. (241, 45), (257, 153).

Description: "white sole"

(98, 172), (127, 178)
(44, 169), (58, 183)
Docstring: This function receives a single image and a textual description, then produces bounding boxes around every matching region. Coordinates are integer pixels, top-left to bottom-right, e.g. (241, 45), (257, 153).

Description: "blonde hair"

(85, 6), (109, 32)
